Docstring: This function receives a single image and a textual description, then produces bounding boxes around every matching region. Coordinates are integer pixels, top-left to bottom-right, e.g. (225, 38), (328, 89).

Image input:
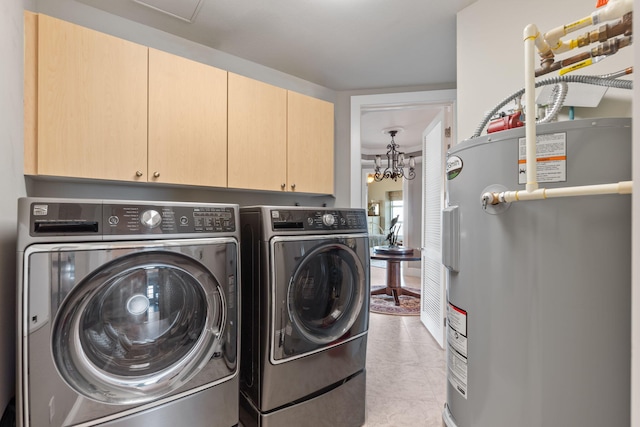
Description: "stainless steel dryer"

(239, 206), (369, 427)
(16, 197), (240, 427)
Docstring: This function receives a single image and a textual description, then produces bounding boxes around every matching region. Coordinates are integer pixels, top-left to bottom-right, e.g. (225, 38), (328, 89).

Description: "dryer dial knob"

(141, 209), (162, 229)
(322, 213), (335, 226)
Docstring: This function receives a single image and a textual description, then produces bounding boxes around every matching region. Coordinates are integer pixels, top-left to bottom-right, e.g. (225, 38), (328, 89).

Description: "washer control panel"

(27, 200), (237, 238)
(271, 208), (367, 232)
(104, 204), (236, 235)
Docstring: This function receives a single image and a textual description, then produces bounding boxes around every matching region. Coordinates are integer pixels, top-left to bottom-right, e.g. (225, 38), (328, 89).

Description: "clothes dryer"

(239, 206), (369, 427)
(16, 198), (240, 427)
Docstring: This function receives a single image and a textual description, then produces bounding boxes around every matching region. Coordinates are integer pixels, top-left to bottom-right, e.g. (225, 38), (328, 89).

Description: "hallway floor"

(364, 267), (446, 427)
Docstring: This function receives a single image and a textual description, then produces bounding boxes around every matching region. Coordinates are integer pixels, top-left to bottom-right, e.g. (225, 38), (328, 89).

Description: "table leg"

(387, 261), (402, 306)
(370, 256), (421, 306)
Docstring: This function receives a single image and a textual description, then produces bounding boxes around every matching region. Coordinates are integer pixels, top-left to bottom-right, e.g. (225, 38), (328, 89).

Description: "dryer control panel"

(270, 209), (367, 232)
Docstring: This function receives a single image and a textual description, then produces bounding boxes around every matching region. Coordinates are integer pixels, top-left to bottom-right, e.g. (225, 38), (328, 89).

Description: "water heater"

(442, 118), (631, 426)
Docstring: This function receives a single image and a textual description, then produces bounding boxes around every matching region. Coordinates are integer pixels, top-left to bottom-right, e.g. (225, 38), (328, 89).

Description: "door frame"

(350, 89), (457, 209)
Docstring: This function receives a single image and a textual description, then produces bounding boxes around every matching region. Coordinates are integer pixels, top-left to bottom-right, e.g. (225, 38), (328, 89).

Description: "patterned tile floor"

(364, 267), (447, 427)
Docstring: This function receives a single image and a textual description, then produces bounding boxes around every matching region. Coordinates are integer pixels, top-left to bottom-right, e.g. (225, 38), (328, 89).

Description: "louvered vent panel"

(422, 257), (442, 326)
(420, 117), (446, 348)
(424, 122), (442, 254)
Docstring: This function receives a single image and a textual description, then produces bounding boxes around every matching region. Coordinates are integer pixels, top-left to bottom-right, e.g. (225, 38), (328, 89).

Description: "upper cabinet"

(227, 73), (287, 192)
(148, 48), (227, 187)
(287, 91), (334, 194)
(25, 13), (335, 194)
(228, 73), (335, 194)
(27, 13), (148, 181)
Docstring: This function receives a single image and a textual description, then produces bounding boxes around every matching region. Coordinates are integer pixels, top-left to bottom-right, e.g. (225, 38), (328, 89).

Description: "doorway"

(350, 89), (456, 345)
(349, 89), (457, 208)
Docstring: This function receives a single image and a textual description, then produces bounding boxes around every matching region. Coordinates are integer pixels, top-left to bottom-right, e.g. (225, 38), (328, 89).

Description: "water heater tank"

(442, 118), (631, 427)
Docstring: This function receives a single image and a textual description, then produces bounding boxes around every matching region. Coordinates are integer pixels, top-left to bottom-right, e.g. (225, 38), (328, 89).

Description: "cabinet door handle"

(281, 183), (286, 190)
(135, 170), (143, 177)
(291, 183), (296, 190)
(153, 172), (160, 178)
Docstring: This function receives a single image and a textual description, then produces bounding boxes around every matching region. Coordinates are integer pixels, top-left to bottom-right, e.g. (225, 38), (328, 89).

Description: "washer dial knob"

(322, 213), (335, 226)
(141, 209), (162, 229)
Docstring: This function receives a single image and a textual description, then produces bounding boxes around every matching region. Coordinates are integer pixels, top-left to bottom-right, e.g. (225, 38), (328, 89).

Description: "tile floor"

(364, 266), (447, 427)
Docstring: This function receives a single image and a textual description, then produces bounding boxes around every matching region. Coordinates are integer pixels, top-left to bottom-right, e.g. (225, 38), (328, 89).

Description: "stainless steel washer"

(239, 206), (369, 427)
(16, 198), (240, 427)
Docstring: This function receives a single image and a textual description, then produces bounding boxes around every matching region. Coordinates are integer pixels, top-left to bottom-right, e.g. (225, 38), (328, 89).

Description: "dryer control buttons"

(141, 209), (162, 229)
(322, 213), (335, 227)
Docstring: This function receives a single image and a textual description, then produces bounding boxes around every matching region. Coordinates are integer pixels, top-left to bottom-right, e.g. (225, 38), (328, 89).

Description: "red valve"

(487, 112), (524, 134)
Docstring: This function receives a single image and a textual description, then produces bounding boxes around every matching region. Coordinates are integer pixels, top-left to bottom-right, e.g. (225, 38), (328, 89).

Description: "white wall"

(458, 1), (637, 425)
(0, 0), (27, 414)
(633, 2), (640, 425)
(457, 0), (633, 141)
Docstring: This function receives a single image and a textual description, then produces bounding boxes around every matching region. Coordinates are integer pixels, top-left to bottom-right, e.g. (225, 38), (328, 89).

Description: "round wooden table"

(370, 248), (421, 306)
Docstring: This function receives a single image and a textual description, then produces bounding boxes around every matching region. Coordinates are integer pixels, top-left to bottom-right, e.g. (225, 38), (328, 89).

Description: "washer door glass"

(287, 243), (365, 345)
(52, 251), (224, 405)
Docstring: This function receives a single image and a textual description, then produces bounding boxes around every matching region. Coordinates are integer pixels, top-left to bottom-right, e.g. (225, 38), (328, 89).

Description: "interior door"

(421, 110), (447, 348)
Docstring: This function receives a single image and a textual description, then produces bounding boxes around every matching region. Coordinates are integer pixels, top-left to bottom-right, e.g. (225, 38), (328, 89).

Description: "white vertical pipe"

(524, 24), (539, 192)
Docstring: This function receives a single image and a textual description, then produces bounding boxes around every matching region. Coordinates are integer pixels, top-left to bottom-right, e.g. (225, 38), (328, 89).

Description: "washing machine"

(239, 206), (369, 427)
(16, 197), (240, 427)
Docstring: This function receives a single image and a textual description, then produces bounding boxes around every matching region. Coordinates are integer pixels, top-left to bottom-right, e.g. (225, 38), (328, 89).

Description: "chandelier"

(373, 129), (415, 181)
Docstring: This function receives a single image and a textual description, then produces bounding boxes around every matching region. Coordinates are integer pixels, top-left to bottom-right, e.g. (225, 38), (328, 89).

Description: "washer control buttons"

(141, 209), (162, 229)
(108, 215), (119, 225)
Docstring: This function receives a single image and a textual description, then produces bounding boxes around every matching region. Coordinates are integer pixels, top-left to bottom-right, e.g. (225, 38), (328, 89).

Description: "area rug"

(370, 286), (421, 316)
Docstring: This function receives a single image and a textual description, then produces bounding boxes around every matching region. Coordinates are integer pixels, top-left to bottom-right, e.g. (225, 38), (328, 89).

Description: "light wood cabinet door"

(148, 49), (227, 187)
(227, 73), (287, 191)
(287, 91), (334, 194)
(36, 15), (148, 181)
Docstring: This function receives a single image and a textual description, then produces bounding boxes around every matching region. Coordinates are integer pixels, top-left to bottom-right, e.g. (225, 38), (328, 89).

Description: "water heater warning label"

(447, 302), (468, 399)
(518, 132), (567, 184)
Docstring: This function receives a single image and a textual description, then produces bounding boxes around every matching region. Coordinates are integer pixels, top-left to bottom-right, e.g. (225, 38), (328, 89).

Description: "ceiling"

(76, 0), (476, 149)
(360, 104), (442, 154)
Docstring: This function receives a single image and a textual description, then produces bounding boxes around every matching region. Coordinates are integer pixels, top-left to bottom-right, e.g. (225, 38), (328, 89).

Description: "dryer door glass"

(52, 251), (224, 405)
(286, 243), (365, 345)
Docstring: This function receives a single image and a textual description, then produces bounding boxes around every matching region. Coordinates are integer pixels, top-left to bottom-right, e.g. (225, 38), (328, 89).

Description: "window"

(387, 190), (403, 240)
